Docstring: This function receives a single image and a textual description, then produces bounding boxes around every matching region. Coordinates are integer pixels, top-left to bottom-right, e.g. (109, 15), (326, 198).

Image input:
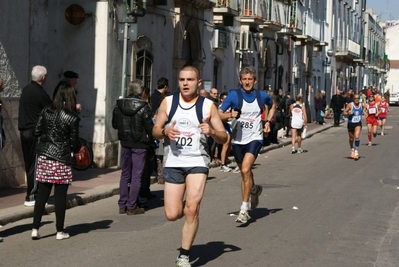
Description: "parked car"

(389, 92), (399, 106)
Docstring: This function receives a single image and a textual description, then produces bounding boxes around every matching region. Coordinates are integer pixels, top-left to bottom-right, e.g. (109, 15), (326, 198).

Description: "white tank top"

(291, 103), (304, 129)
(231, 97), (263, 144)
(163, 95), (213, 168)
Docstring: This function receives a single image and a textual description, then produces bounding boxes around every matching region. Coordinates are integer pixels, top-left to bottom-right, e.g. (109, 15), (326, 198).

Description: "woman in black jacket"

(31, 83), (81, 241)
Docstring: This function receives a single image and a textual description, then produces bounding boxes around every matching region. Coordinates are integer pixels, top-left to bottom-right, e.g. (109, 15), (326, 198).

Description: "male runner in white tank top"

(219, 66), (276, 224)
(153, 66), (227, 267)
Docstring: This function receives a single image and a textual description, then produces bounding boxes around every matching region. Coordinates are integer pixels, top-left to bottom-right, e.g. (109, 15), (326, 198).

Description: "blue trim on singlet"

(235, 88), (263, 110)
(166, 92), (205, 124)
(219, 88), (273, 112)
(348, 103), (363, 123)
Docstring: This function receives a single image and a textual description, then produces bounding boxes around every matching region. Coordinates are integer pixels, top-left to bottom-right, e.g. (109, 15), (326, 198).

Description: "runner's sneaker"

(297, 148), (304, 154)
(176, 255), (191, 267)
(250, 185), (263, 209)
(291, 147), (296, 154)
(353, 150), (359, 160)
(350, 149), (355, 159)
(232, 166), (240, 173)
(368, 142), (372, 147)
(235, 210), (251, 223)
(220, 165), (232, 172)
(381, 132), (384, 136)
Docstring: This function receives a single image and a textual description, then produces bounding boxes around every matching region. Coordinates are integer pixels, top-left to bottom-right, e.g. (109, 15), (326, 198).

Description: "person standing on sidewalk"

(18, 66), (52, 207)
(153, 65), (227, 267)
(343, 93), (365, 160)
(31, 83), (81, 240)
(219, 66), (276, 224)
(314, 91), (325, 125)
(330, 89), (345, 127)
(113, 80), (154, 215)
(290, 94), (308, 154)
(150, 77), (169, 116)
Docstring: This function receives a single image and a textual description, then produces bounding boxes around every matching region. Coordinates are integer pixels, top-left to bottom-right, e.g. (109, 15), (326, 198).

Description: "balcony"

(259, 0), (285, 32)
(239, 0), (268, 27)
(278, 0), (305, 44)
(336, 38), (361, 63)
(213, 0), (239, 26)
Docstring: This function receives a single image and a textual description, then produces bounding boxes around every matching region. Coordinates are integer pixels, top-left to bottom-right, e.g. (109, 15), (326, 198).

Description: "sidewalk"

(0, 119), (334, 226)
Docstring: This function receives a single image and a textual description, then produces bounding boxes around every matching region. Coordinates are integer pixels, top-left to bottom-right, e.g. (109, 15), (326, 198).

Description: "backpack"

(234, 89), (263, 110)
(167, 92), (205, 124)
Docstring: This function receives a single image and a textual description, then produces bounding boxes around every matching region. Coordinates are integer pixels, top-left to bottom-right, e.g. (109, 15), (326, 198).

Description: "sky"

(366, 0), (399, 21)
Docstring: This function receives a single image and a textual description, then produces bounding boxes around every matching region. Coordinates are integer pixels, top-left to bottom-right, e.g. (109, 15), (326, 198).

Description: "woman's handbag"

(74, 146), (89, 166)
(320, 110), (326, 117)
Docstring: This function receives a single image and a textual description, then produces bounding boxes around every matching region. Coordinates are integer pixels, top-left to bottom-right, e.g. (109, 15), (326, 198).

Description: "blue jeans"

(119, 147), (147, 209)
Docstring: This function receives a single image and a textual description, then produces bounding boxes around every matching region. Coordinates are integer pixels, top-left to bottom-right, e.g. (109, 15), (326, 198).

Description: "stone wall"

(0, 98), (25, 188)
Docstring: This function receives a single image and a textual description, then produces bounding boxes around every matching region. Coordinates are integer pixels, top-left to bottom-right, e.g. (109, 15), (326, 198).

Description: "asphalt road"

(1, 107), (399, 267)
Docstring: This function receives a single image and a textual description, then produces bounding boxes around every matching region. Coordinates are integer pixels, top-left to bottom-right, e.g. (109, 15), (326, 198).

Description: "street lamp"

(324, 49), (334, 98)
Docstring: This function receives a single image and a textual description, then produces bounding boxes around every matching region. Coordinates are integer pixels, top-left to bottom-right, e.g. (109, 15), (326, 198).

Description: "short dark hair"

(157, 77), (169, 89)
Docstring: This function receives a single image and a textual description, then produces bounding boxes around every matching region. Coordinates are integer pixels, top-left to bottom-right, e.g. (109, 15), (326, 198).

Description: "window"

(135, 50), (153, 89)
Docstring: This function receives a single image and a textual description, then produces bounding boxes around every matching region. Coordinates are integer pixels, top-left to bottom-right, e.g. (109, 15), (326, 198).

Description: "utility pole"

(117, 0), (147, 167)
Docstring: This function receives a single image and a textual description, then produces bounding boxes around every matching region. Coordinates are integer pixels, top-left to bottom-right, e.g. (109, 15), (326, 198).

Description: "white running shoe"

(176, 255), (191, 267)
(56, 232), (70, 240)
(235, 210), (251, 223)
(232, 166), (240, 173)
(220, 165), (232, 172)
(31, 229), (41, 240)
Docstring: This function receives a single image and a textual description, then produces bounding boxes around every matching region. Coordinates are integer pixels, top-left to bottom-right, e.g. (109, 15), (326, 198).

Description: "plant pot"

(244, 9), (252, 16)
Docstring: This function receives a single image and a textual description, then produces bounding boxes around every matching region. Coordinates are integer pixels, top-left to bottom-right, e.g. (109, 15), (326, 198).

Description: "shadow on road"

(0, 221), (53, 237)
(190, 241), (241, 266)
(65, 219), (113, 237)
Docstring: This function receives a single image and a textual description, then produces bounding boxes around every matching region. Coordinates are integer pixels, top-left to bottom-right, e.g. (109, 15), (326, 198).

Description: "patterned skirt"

(36, 154), (72, 184)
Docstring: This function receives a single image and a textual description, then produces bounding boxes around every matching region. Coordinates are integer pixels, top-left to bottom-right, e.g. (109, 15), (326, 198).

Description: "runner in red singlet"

(378, 96), (389, 136)
(365, 95), (381, 146)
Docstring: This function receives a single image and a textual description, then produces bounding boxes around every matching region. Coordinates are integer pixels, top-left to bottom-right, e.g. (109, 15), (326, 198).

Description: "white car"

(389, 92), (399, 106)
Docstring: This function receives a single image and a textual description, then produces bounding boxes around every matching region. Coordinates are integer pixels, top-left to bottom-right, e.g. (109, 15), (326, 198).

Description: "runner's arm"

(343, 103), (351, 116)
(204, 106), (227, 144)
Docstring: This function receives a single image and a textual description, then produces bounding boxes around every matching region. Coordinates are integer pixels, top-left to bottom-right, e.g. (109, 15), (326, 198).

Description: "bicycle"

(73, 137), (94, 171)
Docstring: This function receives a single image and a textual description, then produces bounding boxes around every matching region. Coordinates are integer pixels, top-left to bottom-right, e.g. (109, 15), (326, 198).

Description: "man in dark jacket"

(112, 79), (154, 215)
(330, 89), (345, 127)
(18, 66), (52, 207)
(150, 77), (168, 116)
